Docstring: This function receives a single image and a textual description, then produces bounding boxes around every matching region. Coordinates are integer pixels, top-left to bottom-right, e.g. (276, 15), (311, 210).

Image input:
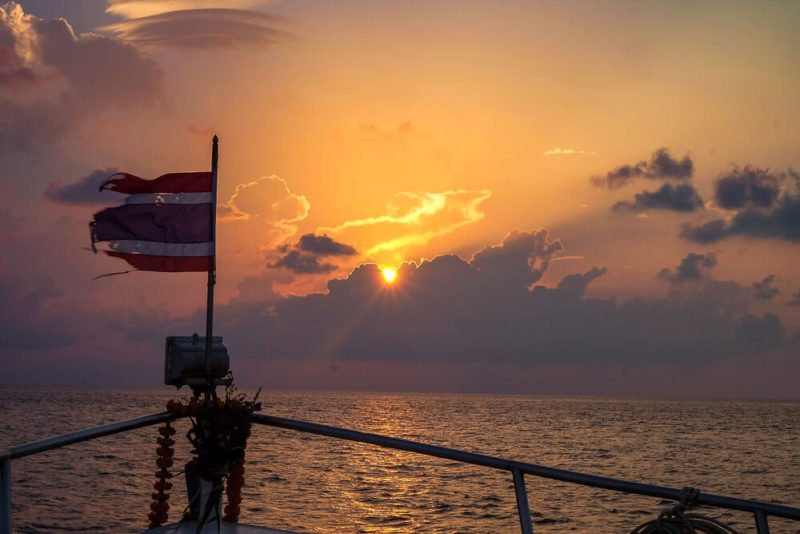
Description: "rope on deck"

(631, 487), (741, 534)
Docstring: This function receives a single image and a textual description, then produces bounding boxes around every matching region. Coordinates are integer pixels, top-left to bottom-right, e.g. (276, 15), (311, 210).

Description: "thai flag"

(90, 171), (215, 272)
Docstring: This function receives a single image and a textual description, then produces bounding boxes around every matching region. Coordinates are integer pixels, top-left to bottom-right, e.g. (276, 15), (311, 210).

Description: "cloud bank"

(211, 232), (788, 369)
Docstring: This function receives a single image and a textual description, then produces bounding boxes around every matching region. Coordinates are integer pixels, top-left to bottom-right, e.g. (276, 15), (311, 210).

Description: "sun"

(381, 267), (398, 284)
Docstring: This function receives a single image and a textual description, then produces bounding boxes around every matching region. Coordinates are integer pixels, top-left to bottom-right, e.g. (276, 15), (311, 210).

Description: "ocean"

(1, 388), (798, 533)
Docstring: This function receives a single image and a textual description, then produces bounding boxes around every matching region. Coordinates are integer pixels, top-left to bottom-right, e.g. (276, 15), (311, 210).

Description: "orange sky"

(1, 0), (799, 395)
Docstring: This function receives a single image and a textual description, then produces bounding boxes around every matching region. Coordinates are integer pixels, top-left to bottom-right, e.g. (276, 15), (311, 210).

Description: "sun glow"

(381, 267), (398, 284)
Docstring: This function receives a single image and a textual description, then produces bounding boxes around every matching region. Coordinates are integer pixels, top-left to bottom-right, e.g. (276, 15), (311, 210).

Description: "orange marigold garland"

(148, 420), (176, 528)
(223, 457), (245, 521)
(154, 382), (260, 527)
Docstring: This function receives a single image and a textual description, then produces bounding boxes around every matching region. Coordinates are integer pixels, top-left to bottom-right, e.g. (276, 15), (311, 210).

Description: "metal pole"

(1, 457), (10, 534)
(512, 467), (534, 534)
(754, 510), (770, 534)
(251, 413), (800, 522)
(204, 135), (219, 380)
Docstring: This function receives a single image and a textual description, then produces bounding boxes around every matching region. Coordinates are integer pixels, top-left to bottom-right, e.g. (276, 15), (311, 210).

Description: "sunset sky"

(1, 0), (799, 397)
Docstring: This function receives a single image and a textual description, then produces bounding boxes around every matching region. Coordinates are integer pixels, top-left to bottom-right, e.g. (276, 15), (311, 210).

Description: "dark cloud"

(752, 275), (780, 301)
(270, 233), (357, 274)
(44, 167), (118, 205)
(270, 250), (338, 274)
(210, 232), (787, 370)
(612, 183), (704, 213)
(471, 229), (562, 290)
(680, 194), (800, 243)
(0, 3), (162, 152)
(679, 219), (727, 244)
(592, 147), (694, 189)
(736, 313), (785, 351)
(102, 9), (294, 49)
(555, 266), (607, 299)
(787, 291), (800, 307)
(714, 166), (782, 210)
(658, 252), (717, 284)
(681, 164), (800, 243)
(297, 233), (357, 256)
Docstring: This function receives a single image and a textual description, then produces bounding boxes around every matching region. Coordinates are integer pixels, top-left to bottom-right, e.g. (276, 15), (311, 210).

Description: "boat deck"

(147, 521), (296, 534)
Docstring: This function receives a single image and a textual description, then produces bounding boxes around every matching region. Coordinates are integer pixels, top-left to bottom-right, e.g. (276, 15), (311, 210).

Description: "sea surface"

(1, 388), (799, 533)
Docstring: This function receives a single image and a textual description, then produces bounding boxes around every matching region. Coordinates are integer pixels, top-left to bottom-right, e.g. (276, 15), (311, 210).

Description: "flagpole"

(204, 135), (219, 386)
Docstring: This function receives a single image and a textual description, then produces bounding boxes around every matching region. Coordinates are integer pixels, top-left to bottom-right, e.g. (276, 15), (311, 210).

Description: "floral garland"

(148, 421), (176, 528)
(150, 384), (260, 528)
(224, 457), (245, 521)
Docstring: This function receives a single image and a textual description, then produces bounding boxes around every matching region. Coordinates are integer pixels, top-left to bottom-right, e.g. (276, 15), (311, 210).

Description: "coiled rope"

(631, 487), (740, 534)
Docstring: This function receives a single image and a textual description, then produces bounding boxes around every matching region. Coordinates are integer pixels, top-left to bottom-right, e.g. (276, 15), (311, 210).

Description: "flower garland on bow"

(148, 421), (176, 527)
(147, 381), (261, 529)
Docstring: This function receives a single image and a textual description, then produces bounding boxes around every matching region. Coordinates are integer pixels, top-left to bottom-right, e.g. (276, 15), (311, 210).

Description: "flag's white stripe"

(103, 240), (213, 256)
(124, 192), (212, 205)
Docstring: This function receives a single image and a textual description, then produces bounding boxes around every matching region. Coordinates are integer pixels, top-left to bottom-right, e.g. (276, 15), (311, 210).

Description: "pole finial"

(212, 134), (219, 143)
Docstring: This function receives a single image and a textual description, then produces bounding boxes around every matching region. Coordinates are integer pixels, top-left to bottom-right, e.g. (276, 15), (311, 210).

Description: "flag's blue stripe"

(92, 203), (211, 243)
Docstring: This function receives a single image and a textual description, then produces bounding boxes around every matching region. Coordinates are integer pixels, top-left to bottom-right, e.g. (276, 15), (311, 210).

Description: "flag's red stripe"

(106, 251), (213, 272)
(101, 172), (212, 194)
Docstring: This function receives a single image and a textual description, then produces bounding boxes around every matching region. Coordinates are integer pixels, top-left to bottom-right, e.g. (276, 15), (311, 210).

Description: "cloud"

(269, 250), (337, 274)
(105, 0), (268, 18)
(471, 229), (563, 290)
(320, 189), (492, 257)
(658, 252), (717, 284)
(714, 166), (782, 210)
(269, 233), (358, 274)
(680, 194), (800, 243)
(788, 291), (800, 307)
(591, 147), (694, 188)
(752, 275), (780, 301)
(296, 233), (358, 256)
(211, 231), (787, 370)
(736, 313), (785, 350)
(44, 167), (119, 205)
(543, 147), (595, 156)
(101, 8), (293, 49)
(681, 165), (800, 244)
(612, 183), (704, 213)
(219, 175), (308, 222)
(0, 2), (162, 152)
(555, 266), (607, 298)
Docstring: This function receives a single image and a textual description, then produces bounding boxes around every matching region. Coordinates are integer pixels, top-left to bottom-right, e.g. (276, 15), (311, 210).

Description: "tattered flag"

(90, 172), (214, 273)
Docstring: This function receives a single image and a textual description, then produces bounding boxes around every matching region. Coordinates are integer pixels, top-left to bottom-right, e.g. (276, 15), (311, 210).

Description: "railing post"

(1, 457), (10, 534)
(512, 467), (534, 534)
(754, 510), (770, 534)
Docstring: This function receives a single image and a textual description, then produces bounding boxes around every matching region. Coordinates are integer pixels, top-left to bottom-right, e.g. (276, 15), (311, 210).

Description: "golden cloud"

(543, 147), (595, 156)
(318, 189), (492, 257)
(219, 175), (310, 246)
